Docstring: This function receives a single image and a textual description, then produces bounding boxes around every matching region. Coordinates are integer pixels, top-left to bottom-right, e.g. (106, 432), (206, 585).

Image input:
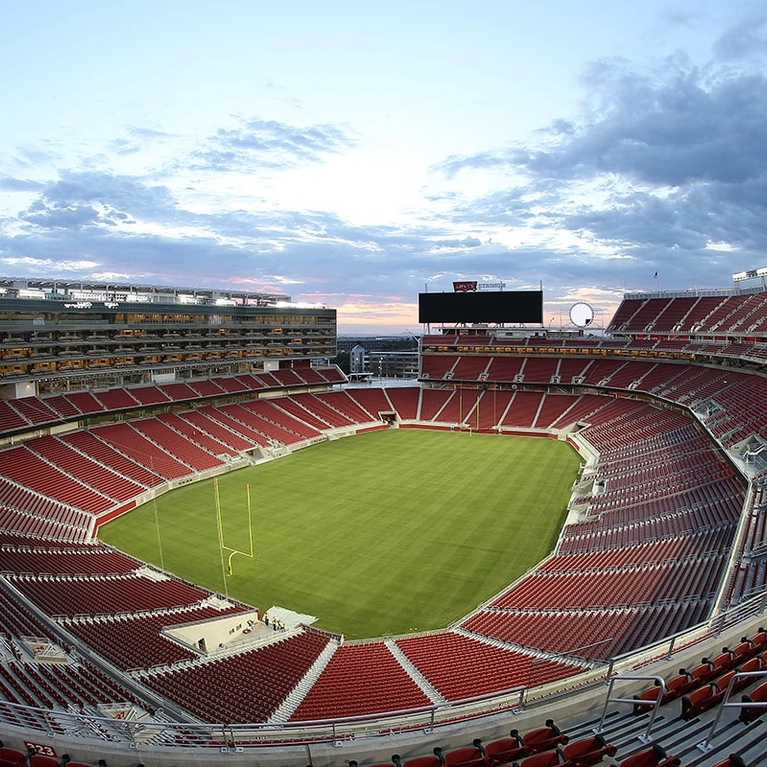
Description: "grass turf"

(99, 429), (580, 639)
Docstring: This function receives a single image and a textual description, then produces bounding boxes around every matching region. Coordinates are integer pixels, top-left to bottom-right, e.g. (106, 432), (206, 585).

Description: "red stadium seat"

(393, 749), (446, 767)
(681, 679), (728, 721)
(484, 730), (527, 766)
(708, 647), (739, 674)
(616, 744), (680, 767)
(0, 743), (26, 767)
(749, 627), (767, 654)
(688, 656), (720, 686)
(728, 638), (759, 667)
(711, 754), (756, 767)
(511, 748), (572, 767)
(738, 678), (767, 723)
(443, 740), (492, 767)
(735, 654), (767, 685)
(28, 754), (60, 767)
(563, 735), (617, 767)
(522, 720), (569, 753)
(633, 669), (694, 715)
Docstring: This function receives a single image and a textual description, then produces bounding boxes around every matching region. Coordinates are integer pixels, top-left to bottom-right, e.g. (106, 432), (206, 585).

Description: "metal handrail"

(697, 668), (767, 753)
(596, 675), (666, 744)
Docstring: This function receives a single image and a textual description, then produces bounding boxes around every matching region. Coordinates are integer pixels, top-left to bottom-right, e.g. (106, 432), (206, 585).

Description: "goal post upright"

(247, 483), (254, 559)
(213, 476), (229, 596)
(215, 478), (256, 580)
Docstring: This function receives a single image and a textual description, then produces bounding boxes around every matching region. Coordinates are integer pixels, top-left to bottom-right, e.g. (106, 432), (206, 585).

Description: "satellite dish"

(569, 302), (594, 328)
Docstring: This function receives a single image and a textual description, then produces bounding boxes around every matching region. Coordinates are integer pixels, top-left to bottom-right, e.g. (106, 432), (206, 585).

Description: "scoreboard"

(418, 290), (543, 324)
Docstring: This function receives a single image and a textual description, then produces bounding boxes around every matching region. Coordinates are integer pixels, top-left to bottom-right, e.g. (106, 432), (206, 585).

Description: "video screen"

(418, 290), (543, 324)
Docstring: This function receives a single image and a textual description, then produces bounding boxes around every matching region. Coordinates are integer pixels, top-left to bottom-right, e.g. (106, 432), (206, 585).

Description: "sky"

(1, 1), (766, 333)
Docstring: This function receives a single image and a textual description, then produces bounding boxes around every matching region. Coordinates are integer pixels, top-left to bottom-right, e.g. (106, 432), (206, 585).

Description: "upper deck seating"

(0, 402), (28, 434)
(39, 394), (81, 420)
(128, 386), (171, 406)
(92, 387), (140, 411)
(157, 382), (200, 402)
(62, 391), (105, 415)
(213, 375), (250, 393)
(187, 379), (226, 398)
(6, 398), (59, 427)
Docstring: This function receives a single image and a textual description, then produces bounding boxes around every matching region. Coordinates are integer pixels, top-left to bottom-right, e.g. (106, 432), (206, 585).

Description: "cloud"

(191, 117), (357, 172)
(714, 8), (767, 61)
(0, 177), (45, 192)
(2, 47), (767, 332)
(440, 58), (767, 190)
(427, 54), (767, 296)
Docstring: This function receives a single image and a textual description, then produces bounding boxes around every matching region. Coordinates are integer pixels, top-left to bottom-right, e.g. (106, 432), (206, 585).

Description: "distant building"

(367, 349), (419, 378)
(338, 335), (419, 378)
(350, 344), (366, 374)
(336, 335), (418, 353)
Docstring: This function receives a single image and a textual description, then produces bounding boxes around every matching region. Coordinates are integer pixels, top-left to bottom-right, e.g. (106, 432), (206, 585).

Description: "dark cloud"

(714, 9), (767, 61)
(191, 117), (356, 172)
(429, 236), (482, 249)
(428, 54), (767, 296)
(22, 204), (102, 230)
(433, 149), (520, 179)
(441, 58), (767, 188)
(13, 171), (182, 231)
(0, 177), (44, 192)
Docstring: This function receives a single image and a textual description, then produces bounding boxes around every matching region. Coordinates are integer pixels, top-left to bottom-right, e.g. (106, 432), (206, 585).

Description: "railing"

(0, 686), (528, 750)
(624, 285), (766, 300)
(2, 590), (767, 752)
(698, 668), (767, 753)
(596, 675), (666, 744)
(604, 590), (767, 683)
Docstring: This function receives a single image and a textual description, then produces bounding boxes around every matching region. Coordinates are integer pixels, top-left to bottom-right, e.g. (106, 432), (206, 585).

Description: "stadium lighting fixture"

(732, 266), (767, 283)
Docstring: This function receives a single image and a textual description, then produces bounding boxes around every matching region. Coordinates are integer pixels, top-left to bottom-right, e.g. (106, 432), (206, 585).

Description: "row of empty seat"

(0, 365), (346, 437)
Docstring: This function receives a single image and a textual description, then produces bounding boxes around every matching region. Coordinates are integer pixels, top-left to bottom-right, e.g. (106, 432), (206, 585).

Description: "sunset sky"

(1, 1), (766, 332)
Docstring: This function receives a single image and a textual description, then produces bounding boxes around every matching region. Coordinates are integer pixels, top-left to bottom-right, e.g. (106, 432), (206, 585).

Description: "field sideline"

(100, 429), (581, 639)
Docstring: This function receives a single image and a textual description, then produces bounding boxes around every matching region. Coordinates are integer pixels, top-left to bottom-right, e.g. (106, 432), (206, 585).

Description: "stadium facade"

(0, 280), (767, 766)
(0, 277), (337, 397)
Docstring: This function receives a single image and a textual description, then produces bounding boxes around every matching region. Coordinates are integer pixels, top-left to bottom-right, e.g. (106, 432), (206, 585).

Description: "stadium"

(1, 276), (767, 767)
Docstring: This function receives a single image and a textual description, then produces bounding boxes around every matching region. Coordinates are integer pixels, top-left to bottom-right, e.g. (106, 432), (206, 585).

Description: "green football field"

(99, 429), (580, 639)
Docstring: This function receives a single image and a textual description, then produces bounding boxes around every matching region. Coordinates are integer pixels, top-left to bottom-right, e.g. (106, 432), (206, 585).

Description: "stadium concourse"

(1, 289), (767, 766)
